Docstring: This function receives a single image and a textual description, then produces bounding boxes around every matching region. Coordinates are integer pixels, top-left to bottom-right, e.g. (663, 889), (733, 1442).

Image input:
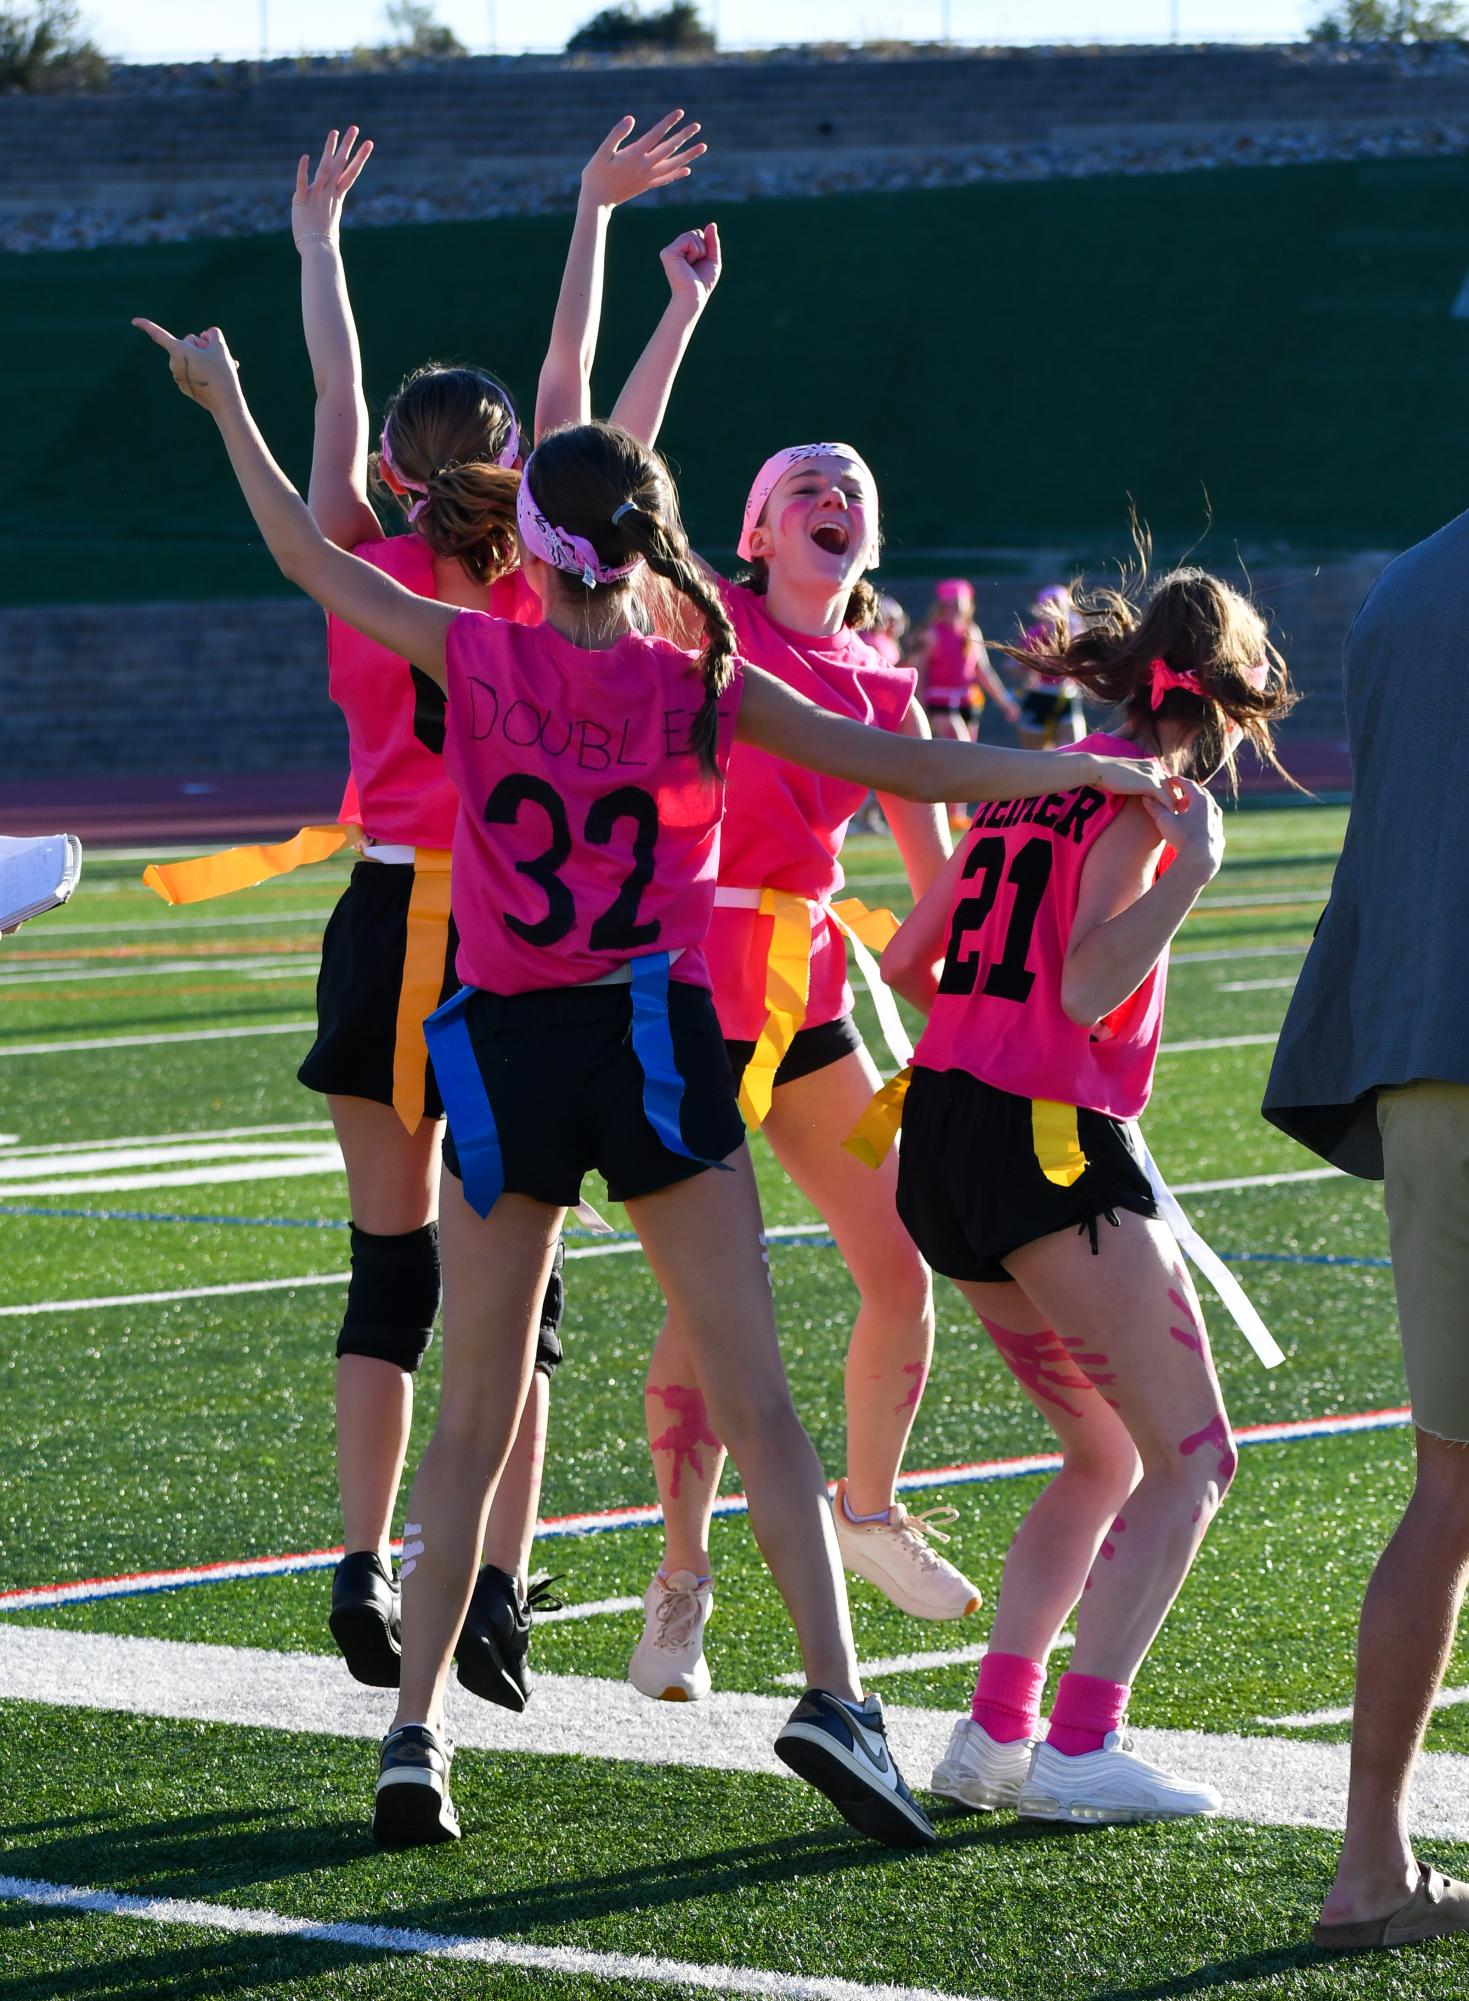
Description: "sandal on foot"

(1314, 1866), (1469, 1954)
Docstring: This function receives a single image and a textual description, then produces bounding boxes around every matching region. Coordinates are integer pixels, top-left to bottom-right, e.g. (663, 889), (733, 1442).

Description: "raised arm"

(535, 111), (706, 440)
(609, 224), (721, 449)
(737, 665), (1186, 811)
(293, 127), (381, 551)
(1060, 782), (1221, 1025)
(134, 321), (456, 682)
(874, 697), (951, 898)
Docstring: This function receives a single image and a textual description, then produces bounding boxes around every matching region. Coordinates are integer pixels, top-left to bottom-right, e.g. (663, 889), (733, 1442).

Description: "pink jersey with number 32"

(913, 732), (1171, 1119)
(442, 612), (742, 996)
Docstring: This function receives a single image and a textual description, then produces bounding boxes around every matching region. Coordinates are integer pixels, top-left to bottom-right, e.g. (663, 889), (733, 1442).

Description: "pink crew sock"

(970, 1651), (1047, 1744)
(1044, 1670), (1131, 1757)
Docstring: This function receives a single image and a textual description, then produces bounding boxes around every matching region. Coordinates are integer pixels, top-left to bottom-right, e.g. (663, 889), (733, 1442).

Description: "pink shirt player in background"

(917, 578), (1020, 829)
(284, 116), (712, 1703)
(629, 443), (989, 1708)
(1015, 582), (1087, 750)
(882, 564), (1296, 1829)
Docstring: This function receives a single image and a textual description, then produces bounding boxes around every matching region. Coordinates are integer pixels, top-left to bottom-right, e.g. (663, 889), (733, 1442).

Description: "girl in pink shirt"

(283, 121), (710, 1702)
(883, 567), (1295, 1828)
(632, 447), (985, 1706)
(137, 314), (1183, 1851)
(917, 579), (1018, 828)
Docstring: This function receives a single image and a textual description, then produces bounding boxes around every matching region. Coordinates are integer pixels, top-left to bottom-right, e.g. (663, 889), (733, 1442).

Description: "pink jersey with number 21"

(914, 733), (1172, 1119)
(442, 612), (741, 996)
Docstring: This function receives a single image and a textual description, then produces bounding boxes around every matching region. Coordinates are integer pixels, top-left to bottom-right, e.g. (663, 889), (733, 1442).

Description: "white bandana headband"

(737, 442), (878, 563)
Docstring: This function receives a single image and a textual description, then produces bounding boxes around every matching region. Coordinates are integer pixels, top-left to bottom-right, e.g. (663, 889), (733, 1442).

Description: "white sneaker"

(929, 1716), (1034, 1811)
(832, 1479), (982, 1622)
(627, 1568), (713, 1701)
(1018, 1731), (1221, 1825)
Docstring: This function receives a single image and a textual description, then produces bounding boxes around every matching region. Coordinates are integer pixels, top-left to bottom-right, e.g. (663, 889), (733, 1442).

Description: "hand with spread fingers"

(131, 320), (242, 414)
(292, 125), (373, 251)
(580, 110), (706, 209)
(659, 222), (722, 316)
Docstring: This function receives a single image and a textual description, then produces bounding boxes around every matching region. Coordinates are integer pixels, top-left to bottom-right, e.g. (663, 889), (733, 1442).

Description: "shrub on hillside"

(566, 4), (714, 54)
(354, 0), (466, 64)
(0, 2), (106, 91)
(1309, 0), (1468, 38)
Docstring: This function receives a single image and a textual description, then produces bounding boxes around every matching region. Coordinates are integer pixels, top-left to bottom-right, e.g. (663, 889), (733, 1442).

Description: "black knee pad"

(336, 1222), (441, 1373)
(535, 1238), (565, 1380)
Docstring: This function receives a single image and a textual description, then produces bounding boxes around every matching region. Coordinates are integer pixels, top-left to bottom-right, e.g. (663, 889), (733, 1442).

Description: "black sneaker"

(775, 1689), (937, 1849)
(329, 1550), (401, 1689)
(371, 1723), (460, 1846)
(454, 1566), (564, 1711)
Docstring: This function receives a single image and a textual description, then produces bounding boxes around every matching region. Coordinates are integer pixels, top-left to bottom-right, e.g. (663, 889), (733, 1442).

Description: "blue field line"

(0, 1201), (1393, 1271)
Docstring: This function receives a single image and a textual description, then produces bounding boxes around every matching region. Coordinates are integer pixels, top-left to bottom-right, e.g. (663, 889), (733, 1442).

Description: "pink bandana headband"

(1149, 656), (1270, 709)
(380, 405), (520, 523)
(515, 471), (642, 589)
(737, 442), (876, 563)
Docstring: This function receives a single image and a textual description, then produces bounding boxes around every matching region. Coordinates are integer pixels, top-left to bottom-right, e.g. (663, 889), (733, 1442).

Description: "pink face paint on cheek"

(1178, 1412), (1237, 1484)
(895, 1359), (928, 1416)
(646, 1383), (720, 1501)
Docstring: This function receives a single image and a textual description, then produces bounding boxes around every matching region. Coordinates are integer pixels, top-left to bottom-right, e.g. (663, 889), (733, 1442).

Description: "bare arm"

(874, 698), (950, 897)
(293, 128), (381, 550)
(134, 321), (457, 682)
(609, 224), (721, 448)
(879, 843), (973, 1016)
(1060, 782), (1221, 1025)
(736, 665), (1184, 810)
(536, 112), (705, 440)
(971, 631), (1019, 721)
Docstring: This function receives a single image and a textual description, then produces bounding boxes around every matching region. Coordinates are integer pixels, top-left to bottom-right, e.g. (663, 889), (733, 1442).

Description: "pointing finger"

(131, 317), (180, 352)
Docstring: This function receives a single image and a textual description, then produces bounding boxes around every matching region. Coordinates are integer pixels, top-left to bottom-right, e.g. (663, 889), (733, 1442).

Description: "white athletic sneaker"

(1018, 1731), (1222, 1825)
(627, 1568), (713, 1701)
(832, 1479), (982, 1622)
(929, 1716), (1034, 1811)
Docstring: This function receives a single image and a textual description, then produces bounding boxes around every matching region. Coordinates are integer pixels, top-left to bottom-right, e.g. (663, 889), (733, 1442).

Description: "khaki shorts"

(1378, 1080), (1469, 1443)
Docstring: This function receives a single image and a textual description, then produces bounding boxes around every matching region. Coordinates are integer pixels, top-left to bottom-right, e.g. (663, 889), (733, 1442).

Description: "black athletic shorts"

(440, 979), (746, 1208)
(724, 1012), (864, 1096)
(896, 1066), (1158, 1283)
(1019, 689), (1079, 737)
(298, 861), (459, 1118)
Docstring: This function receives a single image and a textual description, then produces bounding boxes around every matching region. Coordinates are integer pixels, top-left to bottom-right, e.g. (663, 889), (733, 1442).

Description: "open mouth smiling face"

(762, 455), (876, 578)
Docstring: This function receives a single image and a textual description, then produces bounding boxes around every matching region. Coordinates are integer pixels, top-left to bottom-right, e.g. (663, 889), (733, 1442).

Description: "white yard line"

(4, 1153), (344, 1197)
(1217, 978), (1297, 993)
(1, 1625), (1466, 1840)
(1172, 944), (1306, 966)
(1261, 1686), (1469, 1730)
(1159, 1033), (1280, 1054)
(775, 1636), (1072, 1686)
(0, 1119), (333, 1158)
(1194, 890), (1326, 911)
(0, 1875), (982, 2001)
(35, 909), (333, 939)
(538, 1595), (642, 1625)
(0, 1140), (338, 1182)
(0, 953), (317, 988)
(1172, 1165), (1344, 1194)
(0, 1022), (315, 1058)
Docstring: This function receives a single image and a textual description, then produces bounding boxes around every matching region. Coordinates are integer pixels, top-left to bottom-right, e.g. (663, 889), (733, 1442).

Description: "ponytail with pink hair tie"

(1149, 656), (1271, 709)
(379, 405), (521, 524)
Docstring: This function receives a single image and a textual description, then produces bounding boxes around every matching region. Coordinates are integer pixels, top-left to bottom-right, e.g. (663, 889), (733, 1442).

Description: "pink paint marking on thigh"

(895, 1359), (928, 1417)
(1178, 1411), (1238, 1484)
(1057, 1333), (1117, 1389)
(1168, 1285), (1205, 1354)
(647, 1383), (720, 1501)
(982, 1320), (1093, 1418)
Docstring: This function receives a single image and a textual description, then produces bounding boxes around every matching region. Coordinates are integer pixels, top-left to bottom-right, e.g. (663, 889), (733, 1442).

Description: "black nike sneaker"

(372, 1722), (460, 1846)
(775, 1688), (937, 1848)
(329, 1549), (401, 1688)
(454, 1566), (564, 1711)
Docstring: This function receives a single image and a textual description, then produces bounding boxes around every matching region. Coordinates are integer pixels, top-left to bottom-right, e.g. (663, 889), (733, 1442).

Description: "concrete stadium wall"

(7, 559), (1378, 783)
(3, 46), (1468, 225)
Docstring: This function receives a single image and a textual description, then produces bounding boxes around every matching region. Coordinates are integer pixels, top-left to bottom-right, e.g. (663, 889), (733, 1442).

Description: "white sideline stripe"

(0, 953), (316, 988)
(2, 1626), (1467, 1840)
(0, 1022), (314, 1058)
(1173, 944), (1305, 966)
(0, 1140), (336, 1181)
(1172, 1165), (1344, 1194)
(1195, 890), (1326, 911)
(36, 909), (334, 939)
(0, 1227), (833, 1317)
(0, 1875), (982, 2001)
(1217, 978), (1297, 993)
(1261, 1685), (1469, 1730)
(1159, 1032), (1279, 1054)
(0, 1119), (333, 1159)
